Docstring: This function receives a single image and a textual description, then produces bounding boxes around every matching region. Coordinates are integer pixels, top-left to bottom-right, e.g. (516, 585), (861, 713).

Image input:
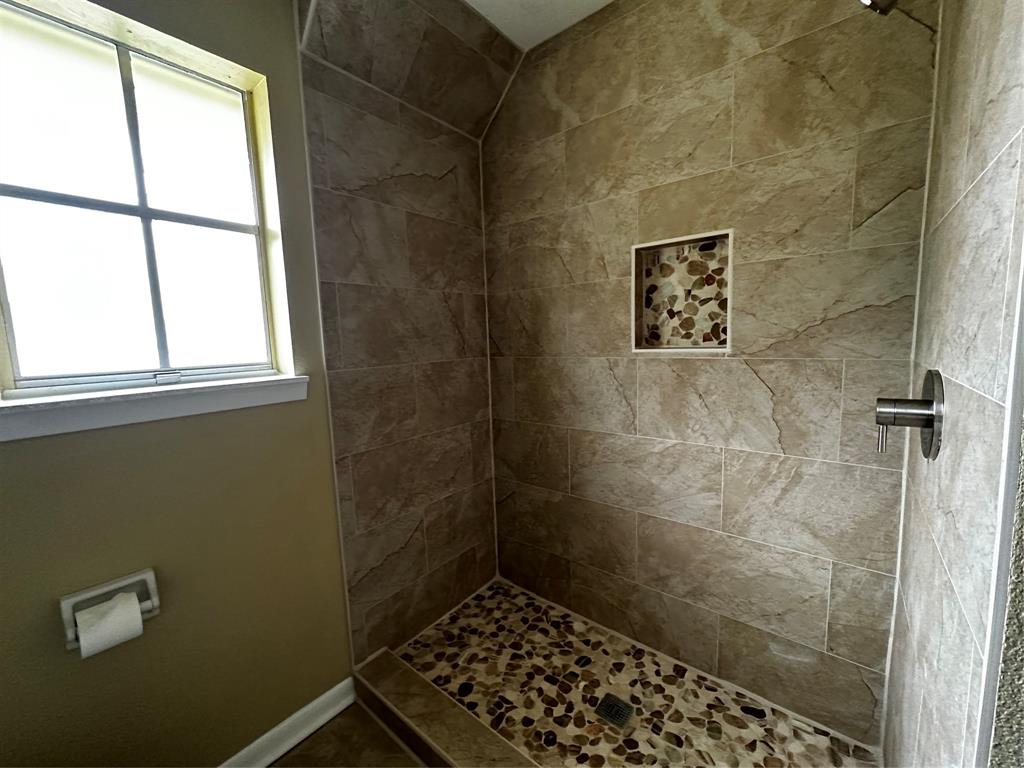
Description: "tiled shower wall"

(483, 0), (936, 745)
(884, 0), (1024, 764)
(299, 0), (520, 662)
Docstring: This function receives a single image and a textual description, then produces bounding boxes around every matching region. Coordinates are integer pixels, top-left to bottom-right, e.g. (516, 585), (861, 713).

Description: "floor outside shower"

(390, 580), (878, 768)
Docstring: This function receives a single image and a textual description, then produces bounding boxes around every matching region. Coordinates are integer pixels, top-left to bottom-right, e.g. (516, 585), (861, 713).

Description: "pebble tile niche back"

(632, 231), (731, 353)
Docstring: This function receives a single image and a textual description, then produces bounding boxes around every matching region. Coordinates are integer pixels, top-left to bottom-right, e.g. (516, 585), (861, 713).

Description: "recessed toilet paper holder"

(59, 568), (160, 650)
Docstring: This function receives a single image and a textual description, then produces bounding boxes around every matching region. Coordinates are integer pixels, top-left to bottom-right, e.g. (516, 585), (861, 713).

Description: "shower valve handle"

(874, 369), (944, 460)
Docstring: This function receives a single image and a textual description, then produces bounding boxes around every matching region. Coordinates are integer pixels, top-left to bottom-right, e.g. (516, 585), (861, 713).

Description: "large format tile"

(497, 482), (637, 579)
(718, 618), (884, 744)
(882, 606), (923, 767)
(364, 544), (491, 652)
(344, 512), (428, 609)
(328, 365), (418, 455)
(498, 537), (572, 606)
(852, 119), (930, 248)
(406, 213), (484, 293)
(636, 515), (830, 647)
(638, 358), (843, 459)
(638, 139), (855, 263)
(424, 481), (494, 570)
(351, 425), (475, 530)
(414, 358), (490, 433)
(722, 451), (901, 572)
(964, 0), (1024, 184)
(493, 419), (569, 492)
(487, 287), (568, 357)
(731, 245), (917, 358)
(516, 357), (637, 435)
(320, 282), (343, 371)
(564, 279), (632, 357)
(916, 139), (1021, 399)
(637, 0), (858, 96)
(839, 360), (910, 470)
(315, 92), (480, 226)
(827, 564), (895, 671)
(569, 563), (720, 673)
(489, 195), (636, 293)
(314, 190), (409, 286)
(337, 284), (484, 367)
(274, 703), (416, 768)
(733, 11), (934, 163)
(569, 430), (723, 527)
(564, 70), (732, 206)
(907, 376), (1006, 642)
(412, 0), (520, 74)
(484, 134), (566, 227)
(487, 12), (638, 150)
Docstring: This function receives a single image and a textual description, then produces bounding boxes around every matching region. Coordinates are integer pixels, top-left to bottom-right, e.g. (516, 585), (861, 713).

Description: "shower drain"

(594, 692), (634, 728)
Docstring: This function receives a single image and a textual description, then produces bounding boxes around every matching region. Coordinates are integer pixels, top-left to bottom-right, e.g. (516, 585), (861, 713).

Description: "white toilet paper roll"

(75, 591), (144, 658)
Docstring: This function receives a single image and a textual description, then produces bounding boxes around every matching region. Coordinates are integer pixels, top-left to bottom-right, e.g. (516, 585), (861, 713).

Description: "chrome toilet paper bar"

(59, 568), (160, 650)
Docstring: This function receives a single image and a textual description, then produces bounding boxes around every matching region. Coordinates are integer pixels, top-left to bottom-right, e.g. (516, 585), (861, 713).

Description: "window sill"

(0, 374), (308, 442)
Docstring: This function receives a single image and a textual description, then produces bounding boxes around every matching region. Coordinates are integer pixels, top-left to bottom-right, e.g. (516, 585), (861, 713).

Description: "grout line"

(824, 560), (834, 654)
(299, 0), (319, 53)
(508, 478), (899, 578)
(326, 356), (489, 376)
(479, 48), (526, 145)
(837, 359), (848, 462)
(301, 51), (480, 143)
(309, 183), (481, 235)
(495, 415), (906, 473)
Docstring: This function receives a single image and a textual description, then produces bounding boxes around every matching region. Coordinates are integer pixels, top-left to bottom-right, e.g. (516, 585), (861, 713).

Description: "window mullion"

(116, 46), (170, 370)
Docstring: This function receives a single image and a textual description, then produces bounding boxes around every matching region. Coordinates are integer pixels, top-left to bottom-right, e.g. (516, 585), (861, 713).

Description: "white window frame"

(0, 0), (307, 441)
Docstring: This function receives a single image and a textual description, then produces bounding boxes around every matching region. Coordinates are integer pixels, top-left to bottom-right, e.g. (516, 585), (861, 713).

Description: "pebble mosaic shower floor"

(400, 581), (879, 768)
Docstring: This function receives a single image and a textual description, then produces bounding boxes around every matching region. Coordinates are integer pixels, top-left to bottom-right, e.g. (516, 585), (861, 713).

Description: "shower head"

(859, 0), (897, 14)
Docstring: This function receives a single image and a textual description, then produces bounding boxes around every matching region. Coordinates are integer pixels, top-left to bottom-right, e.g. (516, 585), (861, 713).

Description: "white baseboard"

(222, 677), (356, 767)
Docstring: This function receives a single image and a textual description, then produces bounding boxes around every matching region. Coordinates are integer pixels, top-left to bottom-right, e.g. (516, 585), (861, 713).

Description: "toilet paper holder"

(59, 568), (160, 650)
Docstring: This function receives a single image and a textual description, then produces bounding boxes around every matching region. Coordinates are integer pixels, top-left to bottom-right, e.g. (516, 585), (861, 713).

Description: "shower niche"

(631, 230), (732, 353)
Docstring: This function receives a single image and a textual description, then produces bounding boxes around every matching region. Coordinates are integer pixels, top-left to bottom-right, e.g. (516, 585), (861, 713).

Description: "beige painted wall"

(0, 1), (350, 764)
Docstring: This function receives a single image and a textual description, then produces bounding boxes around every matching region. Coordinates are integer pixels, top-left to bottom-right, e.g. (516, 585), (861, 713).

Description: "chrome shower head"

(859, 0), (897, 14)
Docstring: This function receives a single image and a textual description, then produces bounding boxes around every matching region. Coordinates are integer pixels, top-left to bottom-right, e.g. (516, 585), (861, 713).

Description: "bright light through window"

(0, 2), (272, 389)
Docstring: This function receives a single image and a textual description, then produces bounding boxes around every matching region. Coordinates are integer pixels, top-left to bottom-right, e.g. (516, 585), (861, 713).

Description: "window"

(0, 1), (275, 393)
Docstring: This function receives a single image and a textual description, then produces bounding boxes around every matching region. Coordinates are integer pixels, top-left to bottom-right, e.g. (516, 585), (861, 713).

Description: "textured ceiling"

(462, 0), (617, 50)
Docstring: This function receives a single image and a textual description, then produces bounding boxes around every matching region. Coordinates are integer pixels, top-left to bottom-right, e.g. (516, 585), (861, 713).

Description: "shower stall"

(301, 0), (1024, 763)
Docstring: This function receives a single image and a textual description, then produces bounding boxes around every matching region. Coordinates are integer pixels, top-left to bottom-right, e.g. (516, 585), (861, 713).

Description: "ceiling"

(462, 0), (618, 51)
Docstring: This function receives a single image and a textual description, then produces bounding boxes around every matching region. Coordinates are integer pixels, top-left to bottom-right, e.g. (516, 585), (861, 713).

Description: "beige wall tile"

(564, 70), (732, 206)
(718, 618), (884, 743)
(637, 0), (858, 96)
(569, 563), (720, 674)
(314, 190), (410, 285)
(415, 358), (490, 433)
(487, 288), (568, 357)
(839, 360), (910, 469)
(852, 119), (930, 248)
(344, 511), (428, 609)
(493, 419), (569, 492)
(636, 515), (830, 647)
(733, 12), (933, 163)
(516, 357), (638, 434)
(497, 482), (637, 579)
(489, 357), (515, 420)
(302, 55), (401, 124)
(916, 139), (1021, 399)
(723, 450), (901, 572)
(731, 245), (918, 358)
(637, 359), (842, 460)
(498, 538), (572, 606)
(882, 606), (923, 767)
(424, 481), (494, 569)
(964, 0), (1024, 184)
(320, 282), (343, 370)
(484, 134), (566, 227)
(565, 279), (632, 356)
(328, 364), (419, 455)
(337, 284), (483, 367)
(497, 195), (637, 292)
(352, 424), (475, 530)
(827, 564), (895, 670)
(638, 139), (855, 263)
(570, 430), (722, 527)
(410, 0), (520, 74)
(335, 456), (357, 537)
(407, 213), (484, 293)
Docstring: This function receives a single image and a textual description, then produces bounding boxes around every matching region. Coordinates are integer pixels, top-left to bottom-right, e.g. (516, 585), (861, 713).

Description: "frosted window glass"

(152, 222), (268, 368)
(0, 198), (158, 377)
(0, 5), (137, 203)
(132, 55), (255, 224)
